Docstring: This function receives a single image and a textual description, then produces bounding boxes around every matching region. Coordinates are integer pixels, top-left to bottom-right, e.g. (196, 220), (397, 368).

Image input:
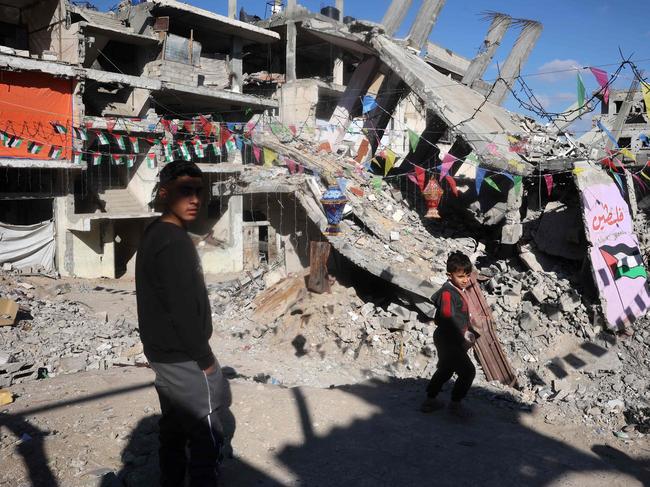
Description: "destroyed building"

(1, 0), (650, 426)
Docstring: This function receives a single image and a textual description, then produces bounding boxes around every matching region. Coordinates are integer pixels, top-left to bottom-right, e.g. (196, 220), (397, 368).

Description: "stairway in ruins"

(99, 188), (149, 215)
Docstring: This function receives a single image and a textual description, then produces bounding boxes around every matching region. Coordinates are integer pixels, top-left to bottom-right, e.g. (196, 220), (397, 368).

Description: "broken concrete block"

(17, 282), (34, 290)
(95, 311), (109, 323)
(559, 293), (581, 312)
(389, 231), (400, 241)
(359, 302), (375, 317)
(519, 312), (540, 332)
(2, 263), (12, 271)
(392, 210), (404, 222)
(388, 303), (411, 321)
(530, 285), (547, 304)
(58, 356), (87, 374)
(0, 351), (13, 365)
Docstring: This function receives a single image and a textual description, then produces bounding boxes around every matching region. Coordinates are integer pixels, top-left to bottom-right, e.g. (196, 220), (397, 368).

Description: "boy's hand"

(463, 330), (476, 350)
(203, 362), (218, 375)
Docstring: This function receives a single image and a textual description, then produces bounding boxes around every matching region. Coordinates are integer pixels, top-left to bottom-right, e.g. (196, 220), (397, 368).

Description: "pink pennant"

(253, 145), (261, 163)
(297, 163), (304, 174)
(289, 125), (297, 136)
(487, 143), (500, 157)
(439, 153), (457, 180)
(632, 173), (648, 191)
(544, 174), (553, 197)
(286, 158), (297, 174)
(590, 67), (609, 104)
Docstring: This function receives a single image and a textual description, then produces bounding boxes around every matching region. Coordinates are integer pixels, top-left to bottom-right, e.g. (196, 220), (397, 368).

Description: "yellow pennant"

(642, 82), (650, 121)
(620, 148), (636, 161)
(384, 149), (397, 176)
(641, 171), (650, 182)
(263, 148), (277, 167)
(573, 167), (585, 175)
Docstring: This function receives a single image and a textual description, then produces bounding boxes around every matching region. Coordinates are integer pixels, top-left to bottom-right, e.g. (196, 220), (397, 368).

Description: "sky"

(93, 0), (650, 134)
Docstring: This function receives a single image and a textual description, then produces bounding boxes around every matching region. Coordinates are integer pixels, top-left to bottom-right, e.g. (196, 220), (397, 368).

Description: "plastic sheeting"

(0, 221), (55, 271)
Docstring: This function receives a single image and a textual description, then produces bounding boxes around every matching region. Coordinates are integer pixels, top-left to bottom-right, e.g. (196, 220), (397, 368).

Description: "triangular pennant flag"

(514, 175), (522, 197)
(486, 143), (500, 157)
(161, 138), (173, 162)
(0, 131), (9, 147)
(125, 154), (136, 168)
(384, 149), (396, 176)
(225, 135), (237, 153)
(544, 174), (553, 197)
(8, 136), (22, 148)
(445, 175), (458, 197)
(297, 163), (304, 174)
(96, 131), (109, 146)
(597, 120), (619, 148)
(48, 146), (63, 159)
(371, 176), (382, 191)
(105, 119), (116, 132)
(484, 176), (500, 192)
(632, 173), (648, 191)
(183, 120), (194, 133)
(639, 133), (649, 147)
(253, 145), (261, 163)
(112, 154), (123, 165)
(407, 129), (420, 153)
(73, 127), (88, 141)
(129, 136), (139, 153)
(178, 141), (192, 161)
(263, 148), (277, 167)
(620, 148), (635, 161)
(590, 67), (610, 104)
(501, 172), (514, 182)
(160, 119), (172, 132)
(50, 121), (67, 134)
(414, 165), (426, 191)
(113, 134), (126, 150)
(361, 95), (377, 114)
(92, 152), (102, 166)
(573, 167), (586, 175)
(642, 83), (650, 122)
(577, 72), (586, 109)
(193, 138), (205, 158)
(199, 115), (213, 137)
(235, 135), (243, 151)
(439, 152), (456, 180)
(289, 124), (297, 136)
(475, 168), (486, 195)
(337, 177), (349, 193)
(211, 142), (221, 157)
(73, 150), (83, 165)
(465, 152), (480, 165)
(147, 152), (156, 169)
(27, 141), (43, 154)
(286, 158), (297, 174)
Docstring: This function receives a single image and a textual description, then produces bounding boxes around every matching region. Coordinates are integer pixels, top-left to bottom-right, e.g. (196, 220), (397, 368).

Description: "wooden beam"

(308, 241), (331, 293)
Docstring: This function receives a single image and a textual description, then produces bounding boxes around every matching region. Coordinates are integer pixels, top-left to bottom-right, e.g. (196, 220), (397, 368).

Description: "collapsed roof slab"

(149, 0), (280, 45)
(372, 35), (533, 176)
(0, 158), (84, 170)
(80, 22), (161, 46)
(156, 83), (279, 110)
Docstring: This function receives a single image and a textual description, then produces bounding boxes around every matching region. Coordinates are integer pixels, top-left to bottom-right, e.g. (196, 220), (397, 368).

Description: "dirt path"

(1, 367), (649, 487)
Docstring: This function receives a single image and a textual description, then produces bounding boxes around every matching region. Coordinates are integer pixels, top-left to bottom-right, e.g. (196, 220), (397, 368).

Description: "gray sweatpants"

(150, 360), (233, 487)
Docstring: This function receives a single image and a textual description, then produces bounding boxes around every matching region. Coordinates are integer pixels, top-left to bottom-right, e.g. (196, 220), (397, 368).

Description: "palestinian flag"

(178, 141), (191, 161)
(113, 134), (126, 150)
(211, 142), (221, 157)
(73, 127), (88, 141)
(193, 138), (204, 158)
(96, 131), (109, 146)
(49, 146), (63, 159)
(125, 154), (136, 168)
(183, 120), (194, 133)
(0, 131), (10, 146)
(73, 151), (83, 165)
(147, 152), (156, 169)
(27, 141), (43, 154)
(161, 139), (173, 162)
(600, 243), (648, 280)
(225, 135), (236, 153)
(129, 137), (139, 153)
(51, 121), (67, 134)
(92, 152), (102, 166)
(8, 136), (23, 148)
(112, 154), (123, 165)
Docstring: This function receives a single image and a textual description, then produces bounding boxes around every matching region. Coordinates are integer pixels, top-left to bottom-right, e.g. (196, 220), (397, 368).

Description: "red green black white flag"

(8, 136), (22, 148)
(600, 244), (647, 280)
(193, 138), (204, 157)
(51, 121), (67, 134)
(129, 137), (139, 153)
(96, 131), (109, 146)
(73, 151), (83, 165)
(179, 141), (191, 161)
(112, 154), (123, 165)
(113, 134), (126, 150)
(49, 146), (63, 159)
(126, 154), (136, 168)
(147, 152), (156, 168)
(27, 141), (43, 154)
(92, 152), (102, 166)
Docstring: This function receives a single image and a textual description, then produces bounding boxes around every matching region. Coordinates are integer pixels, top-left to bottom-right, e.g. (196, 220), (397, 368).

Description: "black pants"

(150, 360), (233, 487)
(426, 328), (476, 402)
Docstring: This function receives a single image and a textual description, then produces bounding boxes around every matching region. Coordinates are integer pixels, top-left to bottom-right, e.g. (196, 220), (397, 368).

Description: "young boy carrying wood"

(421, 251), (477, 418)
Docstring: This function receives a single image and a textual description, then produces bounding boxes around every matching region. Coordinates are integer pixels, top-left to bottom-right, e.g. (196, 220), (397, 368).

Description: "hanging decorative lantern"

(422, 178), (444, 218)
(320, 185), (348, 236)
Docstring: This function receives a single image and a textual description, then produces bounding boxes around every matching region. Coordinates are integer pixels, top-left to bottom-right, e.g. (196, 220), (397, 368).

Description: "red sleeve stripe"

(441, 290), (452, 318)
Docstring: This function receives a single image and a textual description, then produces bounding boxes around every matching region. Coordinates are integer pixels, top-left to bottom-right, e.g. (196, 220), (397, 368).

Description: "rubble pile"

(0, 279), (144, 388)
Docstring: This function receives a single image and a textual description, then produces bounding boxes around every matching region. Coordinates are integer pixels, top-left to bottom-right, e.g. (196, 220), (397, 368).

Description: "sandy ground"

(1, 367), (649, 487)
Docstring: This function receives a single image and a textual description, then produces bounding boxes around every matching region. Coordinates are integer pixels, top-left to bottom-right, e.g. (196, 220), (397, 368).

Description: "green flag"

(407, 129), (420, 153)
(577, 73), (586, 109)
(514, 175), (522, 197)
(485, 176), (501, 192)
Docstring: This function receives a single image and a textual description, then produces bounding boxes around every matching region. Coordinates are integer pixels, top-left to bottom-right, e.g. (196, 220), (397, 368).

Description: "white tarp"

(0, 220), (55, 271)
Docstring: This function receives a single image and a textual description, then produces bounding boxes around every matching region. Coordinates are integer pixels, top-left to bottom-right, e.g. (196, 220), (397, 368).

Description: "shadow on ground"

(110, 377), (650, 486)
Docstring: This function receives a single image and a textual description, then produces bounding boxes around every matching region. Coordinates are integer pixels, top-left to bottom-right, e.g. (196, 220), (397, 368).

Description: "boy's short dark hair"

(447, 251), (472, 274)
(159, 160), (203, 186)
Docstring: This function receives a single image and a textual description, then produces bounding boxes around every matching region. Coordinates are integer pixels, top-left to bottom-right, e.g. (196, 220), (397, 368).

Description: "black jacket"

(431, 281), (470, 344)
(135, 220), (215, 369)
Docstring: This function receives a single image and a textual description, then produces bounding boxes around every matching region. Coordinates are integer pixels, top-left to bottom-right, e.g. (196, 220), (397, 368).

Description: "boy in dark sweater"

(421, 251), (477, 417)
(136, 160), (228, 486)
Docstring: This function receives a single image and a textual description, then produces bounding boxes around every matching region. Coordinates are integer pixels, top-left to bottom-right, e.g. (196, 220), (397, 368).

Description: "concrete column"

(489, 21), (543, 106)
(333, 52), (344, 85)
(462, 13), (511, 88)
(231, 37), (243, 93)
(406, 0), (447, 52)
(228, 0), (236, 19)
(501, 181), (524, 245)
(362, 73), (405, 154)
(336, 0), (344, 19)
(382, 0), (413, 36)
(286, 21), (297, 82)
(327, 55), (381, 149)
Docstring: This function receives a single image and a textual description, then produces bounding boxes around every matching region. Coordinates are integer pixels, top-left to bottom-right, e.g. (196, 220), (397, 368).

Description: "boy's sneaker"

(420, 397), (445, 413)
(448, 401), (473, 418)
